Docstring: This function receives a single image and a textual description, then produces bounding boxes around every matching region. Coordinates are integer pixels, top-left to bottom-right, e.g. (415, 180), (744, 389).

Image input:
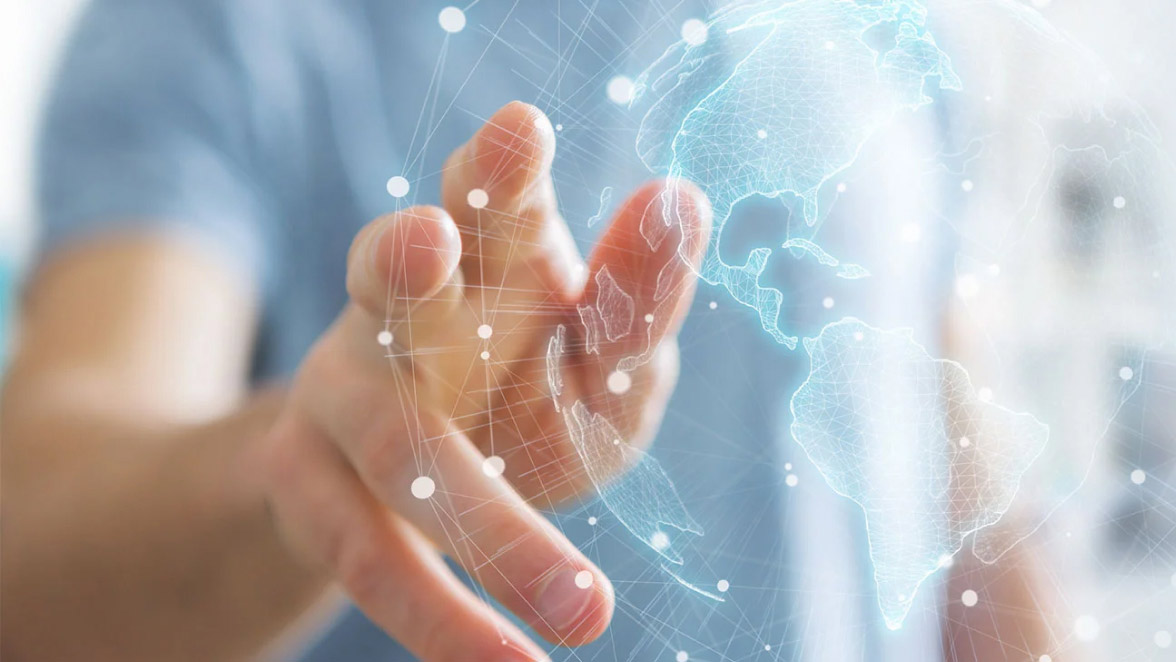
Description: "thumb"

(345, 206), (463, 321)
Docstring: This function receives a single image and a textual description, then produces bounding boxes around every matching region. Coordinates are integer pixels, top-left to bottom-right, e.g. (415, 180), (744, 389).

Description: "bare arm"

(1, 239), (326, 662)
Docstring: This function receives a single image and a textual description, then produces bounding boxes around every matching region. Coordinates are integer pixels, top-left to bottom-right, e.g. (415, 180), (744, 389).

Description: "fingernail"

(535, 568), (595, 632)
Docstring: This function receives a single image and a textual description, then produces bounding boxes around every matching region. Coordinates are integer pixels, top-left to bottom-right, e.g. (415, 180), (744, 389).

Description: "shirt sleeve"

(35, 0), (274, 292)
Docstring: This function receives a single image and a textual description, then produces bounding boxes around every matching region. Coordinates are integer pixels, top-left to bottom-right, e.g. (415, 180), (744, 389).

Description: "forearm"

(1, 388), (329, 662)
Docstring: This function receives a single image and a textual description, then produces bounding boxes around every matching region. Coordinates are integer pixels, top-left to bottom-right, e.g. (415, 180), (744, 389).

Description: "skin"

(1, 101), (713, 662)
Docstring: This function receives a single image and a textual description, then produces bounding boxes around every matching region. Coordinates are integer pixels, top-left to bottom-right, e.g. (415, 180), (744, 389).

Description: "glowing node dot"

(411, 476), (435, 500)
(1113, 195), (1127, 209)
(1156, 630), (1172, 649)
(784, 462), (792, 471)
(961, 179), (975, 192)
(574, 570), (594, 589)
(708, 301), (718, 310)
(587, 516), (598, 526)
(607, 76), (635, 105)
(386, 176), (410, 198)
(555, 123), (564, 132)
(822, 296), (835, 309)
(978, 387), (993, 402)
(939, 554), (955, 568)
(1119, 366), (1135, 381)
(482, 455), (505, 478)
(467, 188), (489, 209)
(836, 182), (848, 193)
(756, 129), (768, 139)
(650, 531), (670, 550)
(681, 18), (708, 46)
(480, 350), (490, 360)
(853, 331), (865, 341)
(716, 579), (730, 592)
(644, 313), (654, 323)
(961, 589), (978, 607)
(1074, 615), (1100, 642)
(477, 324), (493, 339)
(785, 473), (799, 487)
(613, 438), (621, 446)
(676, 652), (689, 662)
(607, 370), (632, 395)
(1038, 656), (1052, 662)
(1131, 469), (1146, 485)
(437, 6), (466, 33)
(377, 330), (394, 347)
(765, 645), (772, 651)
(959, 436), (971, 448)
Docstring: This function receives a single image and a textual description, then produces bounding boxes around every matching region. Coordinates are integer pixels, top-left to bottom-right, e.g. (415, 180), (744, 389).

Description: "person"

(1, 1), (1055, 661)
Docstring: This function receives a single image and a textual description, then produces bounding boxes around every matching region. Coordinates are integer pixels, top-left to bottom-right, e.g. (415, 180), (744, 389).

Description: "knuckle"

(357, 426), (408, 490)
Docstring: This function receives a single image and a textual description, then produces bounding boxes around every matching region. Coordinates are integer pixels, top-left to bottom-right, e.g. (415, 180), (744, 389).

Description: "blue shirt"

(37, 1), (943, 659)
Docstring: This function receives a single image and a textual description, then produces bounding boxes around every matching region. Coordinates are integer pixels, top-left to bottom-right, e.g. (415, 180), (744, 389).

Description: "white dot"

(956, 274), (980, 298)
(1131, 469), (1146, 485)
(477, 324), (493, 339)
(574, 570), (594, 589)
(836, 182), (848, 193)
(1075, 615), (1100, 642)
(939, 554), (955, 568)
(978, 387), (993, 402)
(607, 370), (632, 395)
(607, 76), (635, 104)
(587, 516), (598, 526)
(1156, 630), (1172, 649)
(555, 123), (564, 132)
(644, 313), (654, 323)
(676, 652), (689, 662)
(901, 223), (922, 243)
(1039, 656), (1052, 662)
(681, 18), (708, 46)
(438, 6), (466, 33)
(467, 188), (489, 209)
(961, 589), (978, 607)
(961, 179), (975, 192)
(764, 645), (772, 651)
(960, 436), (971, 448)
(411, 476), (435, 499)
(716, 579), (730, 592)
(480, 350), (490, 360)
(377, 330), (394, 346)
(756, 129), (768, 139)
(708, 301), (718, 310)
(853, 331), (865, 341)
(1114, 195), (1127, 209)
(785, 473), (799, 487)
(822, 296), (835, 309)
(784, 462), (792, 471)
(1119, 366), (1135, 381)
(651, 531), (670, 550)
(482, 455), (505, 478)
(386, 176), (410, 198)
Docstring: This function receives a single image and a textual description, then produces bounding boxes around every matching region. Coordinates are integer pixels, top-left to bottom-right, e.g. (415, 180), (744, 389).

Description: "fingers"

(261, 418), (548, 662)
(346, 206), (464, 340)
(303, 363), (615, 646)
(569, 180), (711, 439)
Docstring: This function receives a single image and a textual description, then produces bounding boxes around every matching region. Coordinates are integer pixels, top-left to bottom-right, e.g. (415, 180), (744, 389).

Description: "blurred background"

(0, 0), (84, 367)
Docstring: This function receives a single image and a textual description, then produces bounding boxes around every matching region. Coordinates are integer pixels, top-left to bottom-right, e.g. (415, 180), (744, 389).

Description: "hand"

(255, 102), (711, 661)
